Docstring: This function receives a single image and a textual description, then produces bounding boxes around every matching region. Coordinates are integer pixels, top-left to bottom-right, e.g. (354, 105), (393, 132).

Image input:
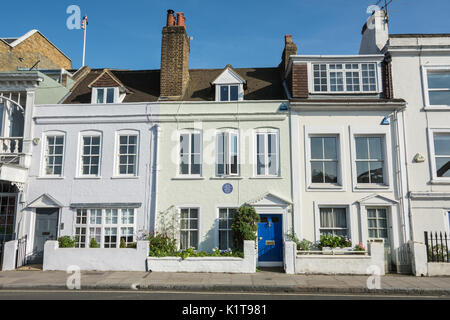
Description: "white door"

(367, 208), (393, 272)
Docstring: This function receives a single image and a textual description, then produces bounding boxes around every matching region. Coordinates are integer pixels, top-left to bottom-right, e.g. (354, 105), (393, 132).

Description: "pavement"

(0, 269), (449, 296)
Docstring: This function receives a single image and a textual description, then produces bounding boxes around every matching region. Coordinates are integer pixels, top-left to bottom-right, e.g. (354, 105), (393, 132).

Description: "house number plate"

(265, 240), (275, 246)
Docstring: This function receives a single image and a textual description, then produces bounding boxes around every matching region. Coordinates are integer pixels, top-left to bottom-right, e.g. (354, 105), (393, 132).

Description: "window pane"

(230, 85), (238, 101)
(106, 88), (115, 103)
(436, 157), (450, 177)
(180, 134), (189, 155)
(320, 208), (333, 228)
(311, 161), (324, 183)
(370, 161), (384, 183)
(429, 91), (450, 105)
(334, 208), (347, 228)
(257, 134), (265, 154)
(324, 162), (338, 183)
(428, 72), (450, 89)
(357, 162), (370, 183)
(220, 86), (229, 101)
(268, 134), (276, 154)
(434, 134), (450, 156)
(369, 137), (383, 159)
(355, 137), (368, 159)
(268, 153), (278, 175)
(324, 137), (337, 159)
(96, 89), (104, 104)
(311, 137), (323, 159)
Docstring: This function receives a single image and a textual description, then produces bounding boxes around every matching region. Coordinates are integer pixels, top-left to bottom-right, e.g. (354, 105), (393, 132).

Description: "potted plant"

(318, 235), (352, 255)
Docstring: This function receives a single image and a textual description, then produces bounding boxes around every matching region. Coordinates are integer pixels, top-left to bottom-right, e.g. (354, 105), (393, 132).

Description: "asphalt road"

(0, 290), (448, 300)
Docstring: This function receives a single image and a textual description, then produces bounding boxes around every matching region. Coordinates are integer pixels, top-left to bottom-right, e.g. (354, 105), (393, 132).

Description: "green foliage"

(148, 233), (178, 257)
(318, 235), (352, 249)
(175, 247), (244, 260)
(89, 238), (99, 248)
(232, 206), (260, 250)
(428, 244), (449, 261)
(120, 238), (127, 248)
(354, 242), (366, 252)
(127, 242), (137, 248)
(285, 230), (312, 251)
(58, 236), (77, 248)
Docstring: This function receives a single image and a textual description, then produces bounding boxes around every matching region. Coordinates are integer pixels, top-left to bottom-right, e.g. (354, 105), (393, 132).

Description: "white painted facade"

(361, 10), (450, 243)
(287, 53), (409, 273)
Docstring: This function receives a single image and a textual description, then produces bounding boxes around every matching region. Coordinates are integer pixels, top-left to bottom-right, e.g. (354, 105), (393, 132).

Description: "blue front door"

(257, 215), (283, 263)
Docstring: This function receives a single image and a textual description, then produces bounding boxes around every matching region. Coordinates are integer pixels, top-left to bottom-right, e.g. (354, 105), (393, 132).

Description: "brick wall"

(0, 32), (72, 72)
(382, 61), (394, 99)
(291, 64), (308, 98)
(160, 26), (190, 98)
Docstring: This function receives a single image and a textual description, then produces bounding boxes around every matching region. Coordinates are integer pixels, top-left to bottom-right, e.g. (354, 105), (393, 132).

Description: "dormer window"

(88, 69), (127, 104)
(312, 63), (379, 93)
(220, 85), (239, 102)
(212, 65), (246, 102)
(95, 87), (117, 104)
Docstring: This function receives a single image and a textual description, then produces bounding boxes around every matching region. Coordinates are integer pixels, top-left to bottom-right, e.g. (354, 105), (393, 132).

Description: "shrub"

(120, 239), (127, 248)
(232, 206), (260, 250)
(285, 230), (312, 251)
(127, 242), (137, 248)
(318, 235), (352, 249)
(89, 238), (99, 248)
(58, 236), (77, 248)
(148, 233), (177, 257)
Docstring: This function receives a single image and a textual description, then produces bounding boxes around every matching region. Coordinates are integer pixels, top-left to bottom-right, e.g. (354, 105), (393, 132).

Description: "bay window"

(74, 208), (136, 248)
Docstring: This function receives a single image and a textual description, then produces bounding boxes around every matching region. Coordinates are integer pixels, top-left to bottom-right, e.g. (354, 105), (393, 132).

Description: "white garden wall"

(146, 241), (256, 273)
(294, 242), (385, 275)
(43, 240), (149, 271)
(409, 240), (450, 276)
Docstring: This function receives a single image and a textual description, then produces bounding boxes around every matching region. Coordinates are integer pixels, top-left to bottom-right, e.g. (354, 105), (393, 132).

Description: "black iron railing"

(424, 231), (449, 263)
(15, 235), (27, 269)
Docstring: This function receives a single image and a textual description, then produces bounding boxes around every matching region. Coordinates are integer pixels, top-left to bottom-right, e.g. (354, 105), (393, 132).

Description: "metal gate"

(15, 235), (27, 268)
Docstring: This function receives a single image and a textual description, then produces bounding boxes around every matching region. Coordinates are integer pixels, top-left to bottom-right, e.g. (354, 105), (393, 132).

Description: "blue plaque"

(222, 183), (233, 194)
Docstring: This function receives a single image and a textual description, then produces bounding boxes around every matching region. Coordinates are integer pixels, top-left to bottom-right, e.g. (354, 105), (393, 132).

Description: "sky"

(1, 0), (450, 70)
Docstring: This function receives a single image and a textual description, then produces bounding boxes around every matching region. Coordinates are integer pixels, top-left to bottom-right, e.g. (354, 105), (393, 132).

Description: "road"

(0, 289), (448, 300)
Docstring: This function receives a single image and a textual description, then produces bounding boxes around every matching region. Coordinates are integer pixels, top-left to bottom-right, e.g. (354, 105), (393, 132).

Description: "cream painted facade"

(154, 100), (293, 258)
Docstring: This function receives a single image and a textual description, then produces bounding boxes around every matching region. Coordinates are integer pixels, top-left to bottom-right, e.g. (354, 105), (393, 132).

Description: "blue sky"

(1, 0), (449, 70)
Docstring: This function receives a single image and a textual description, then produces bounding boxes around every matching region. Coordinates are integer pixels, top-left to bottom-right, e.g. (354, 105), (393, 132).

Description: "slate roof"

(63, 66), (286, 103)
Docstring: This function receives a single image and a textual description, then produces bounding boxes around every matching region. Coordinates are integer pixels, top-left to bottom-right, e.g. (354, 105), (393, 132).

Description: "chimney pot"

(176, 12), (186, 29)
(285, 35), (293, 44)
(167, 9), (176, 26)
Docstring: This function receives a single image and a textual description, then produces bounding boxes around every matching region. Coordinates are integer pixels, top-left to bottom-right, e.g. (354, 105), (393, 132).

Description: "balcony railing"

(0, 137), (23, 155)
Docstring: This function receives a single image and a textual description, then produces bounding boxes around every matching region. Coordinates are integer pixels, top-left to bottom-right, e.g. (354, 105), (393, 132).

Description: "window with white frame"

(310, 136), (338, 184)
(117, 134), (138, 176)
(44, 134), (65, 176)
(218, 208), (236, 250)
(95, 88), (116, 104)
(433, 133), (450, 178)
(179, 131), (202, 176)
(256, 130), (279, 176)
(219, 85), (239, 102)
(80, 134), (101, 176)
(426, 70), (450, 106)
(74, 208), (135, 248)
(319, 207), (348, 237)
(313, 63), (378, 93)
(355, 136), (385, 184)
(216, 131), (239, 176)
(180, 208), (199, 250)
(367, 208), (389, 240)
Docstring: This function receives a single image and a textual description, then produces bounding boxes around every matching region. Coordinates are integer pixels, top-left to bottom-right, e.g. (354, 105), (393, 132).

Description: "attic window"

(220, 85), (239, 102)
(94, 87), (117, 104)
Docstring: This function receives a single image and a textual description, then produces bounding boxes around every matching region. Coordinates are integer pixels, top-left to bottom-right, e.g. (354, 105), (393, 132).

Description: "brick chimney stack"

(281, 34), (298, 76)
(160, 9), (190, 99)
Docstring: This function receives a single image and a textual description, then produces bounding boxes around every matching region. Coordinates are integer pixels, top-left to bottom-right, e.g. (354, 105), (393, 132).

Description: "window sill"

(430, 179), (450, 185)
(424, 105), (450, 111)
(210, 176), (244, 180)
(171, 176), (205, 181)
(74, 176), (102, 180)
(111, 176), (139, 180)
(37, 176), (65, 180)
(308, 183), (344, 191)
(354, 184), (390, 190)
(249, 176), (283, 180)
